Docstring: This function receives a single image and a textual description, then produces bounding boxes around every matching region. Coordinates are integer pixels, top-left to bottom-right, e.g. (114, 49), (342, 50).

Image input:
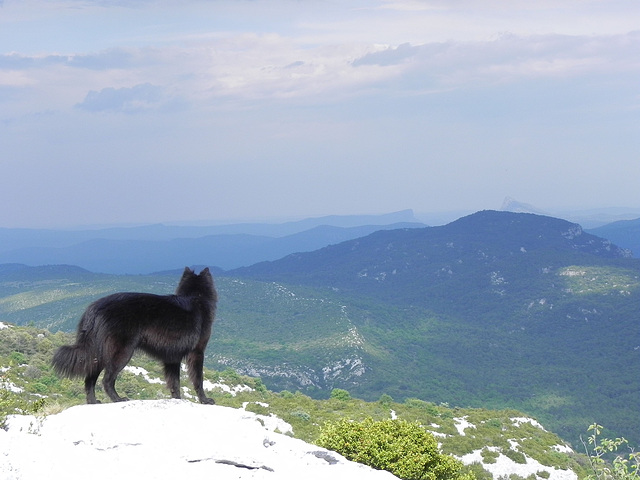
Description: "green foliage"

(330, 388), (351, 401)
(481, 448), (499, 464)
(404, 398), (440, 416)
(498, 475), (537, 480)
(289, 409), (311, 422)
(504, 448), (527, 464)
(244, 402), (270, 416)
(467, 462), (495, 480)
(582, 424), (639, 480)
(316, 418), (474, 480)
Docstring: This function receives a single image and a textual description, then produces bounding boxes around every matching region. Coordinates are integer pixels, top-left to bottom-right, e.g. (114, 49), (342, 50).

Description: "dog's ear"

(184, 266), (194, 274)
(200, 267), (210, 275)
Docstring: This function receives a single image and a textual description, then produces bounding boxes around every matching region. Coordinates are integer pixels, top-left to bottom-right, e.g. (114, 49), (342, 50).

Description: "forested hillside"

(229, 211), (640, 447)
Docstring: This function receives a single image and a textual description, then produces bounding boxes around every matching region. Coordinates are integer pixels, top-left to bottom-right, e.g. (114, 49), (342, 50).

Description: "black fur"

(52, 267), (217, 404)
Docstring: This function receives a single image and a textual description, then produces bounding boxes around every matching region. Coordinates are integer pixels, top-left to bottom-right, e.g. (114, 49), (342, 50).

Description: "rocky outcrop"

(1, 399), (397, 480)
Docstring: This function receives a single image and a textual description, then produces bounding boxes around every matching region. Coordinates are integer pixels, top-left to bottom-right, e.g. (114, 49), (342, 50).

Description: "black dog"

(52, 267), (217, 404)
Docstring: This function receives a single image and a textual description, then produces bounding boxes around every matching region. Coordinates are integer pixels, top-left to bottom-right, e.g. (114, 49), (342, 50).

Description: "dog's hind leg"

(186, 348), (215, 405)
(102, 369), (129, 402)
(102, 342), (135, 402)
(84, 370), (101, 404)
(163, 362), (181, 399)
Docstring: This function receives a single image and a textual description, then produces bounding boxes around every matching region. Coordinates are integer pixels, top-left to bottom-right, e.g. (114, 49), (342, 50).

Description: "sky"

(1, 0), (638, 228)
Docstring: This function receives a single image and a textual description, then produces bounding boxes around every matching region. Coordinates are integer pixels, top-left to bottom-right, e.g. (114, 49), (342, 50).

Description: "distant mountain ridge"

(500, 196), (549, 216)
(586, 217), (640, 258)
(0, 209), (418, 245)
(498, 197), (640, 229)
(0, 210), (424, 273)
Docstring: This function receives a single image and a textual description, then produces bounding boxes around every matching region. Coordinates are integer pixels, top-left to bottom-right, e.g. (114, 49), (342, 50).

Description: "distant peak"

(500, 197), (548, 216)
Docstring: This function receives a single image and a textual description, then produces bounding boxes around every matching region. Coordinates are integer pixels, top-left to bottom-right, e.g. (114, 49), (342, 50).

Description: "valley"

(0, 210), (638, 452)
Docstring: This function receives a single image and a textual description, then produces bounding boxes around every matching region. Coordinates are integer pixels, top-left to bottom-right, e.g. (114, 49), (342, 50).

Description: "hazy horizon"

(1, 202), (638, 231)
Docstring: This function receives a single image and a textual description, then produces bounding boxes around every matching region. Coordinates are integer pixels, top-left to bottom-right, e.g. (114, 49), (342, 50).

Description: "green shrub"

(290, 409), (311, 422)
(485, 418), (503, 429)
(405, 398), (440, 416)
(481, 448), (500, 464)
(466, 462), (495, 480)
(504, 447), (527, 464)
(9, 352), (26, 365)
(245, 402), (270, 416)
(316, 417), (474, 480)
(330, 388), (351, 401)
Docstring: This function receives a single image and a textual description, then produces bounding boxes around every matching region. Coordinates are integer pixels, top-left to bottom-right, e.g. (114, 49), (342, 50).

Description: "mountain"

(232, 210), (632, 302)
(586, 217), (640, 258)
(500, 197), (549, 216)
(0, 222), (423, 273)
(554, 208), (640, 229)
(498, 198), (640, 228)
(0, 211), (424, 273)
(0, 210), (419, 247)
(227, 211), (639, 446)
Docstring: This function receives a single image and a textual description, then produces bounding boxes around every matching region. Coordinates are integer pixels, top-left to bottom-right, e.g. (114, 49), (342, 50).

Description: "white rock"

(123, 365), (164, 384)
(203, 380), (254, 396)
(453, 416), (475, 436)
(459, 448), (578, 480)
(511, 416), (546, 430)
(0, 399), (398, 480)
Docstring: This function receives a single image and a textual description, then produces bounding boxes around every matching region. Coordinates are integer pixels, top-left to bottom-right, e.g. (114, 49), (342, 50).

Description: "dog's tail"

(51, 344), (90, 378)
(52, 312), (100, 378)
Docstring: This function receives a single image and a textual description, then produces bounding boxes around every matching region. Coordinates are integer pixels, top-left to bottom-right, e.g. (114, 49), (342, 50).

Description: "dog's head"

(176, 267), (216, 300)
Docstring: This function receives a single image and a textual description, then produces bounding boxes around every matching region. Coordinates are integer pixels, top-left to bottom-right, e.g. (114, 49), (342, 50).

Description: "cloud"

(76, 83), (169, 113)
(350, 31), (640, 92)
(68, 49), (138, 70)
(3, 28), (638, 119)
(352, 43), (420, 67)
(0, 53), (69, 69)
(0, 48), (150, 71)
